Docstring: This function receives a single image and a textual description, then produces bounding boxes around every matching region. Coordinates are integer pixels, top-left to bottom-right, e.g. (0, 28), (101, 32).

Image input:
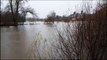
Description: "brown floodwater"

(1, 22), (75, 59)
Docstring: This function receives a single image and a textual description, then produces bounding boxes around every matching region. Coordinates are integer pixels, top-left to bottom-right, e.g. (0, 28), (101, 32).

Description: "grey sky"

(1, 0), (98, 18)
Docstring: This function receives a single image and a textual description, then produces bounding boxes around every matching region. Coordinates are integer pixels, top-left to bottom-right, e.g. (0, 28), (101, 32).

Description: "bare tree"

(9, 0), (28, 26)
(45, 11), (56, 23)
(20, 7), (37, 23)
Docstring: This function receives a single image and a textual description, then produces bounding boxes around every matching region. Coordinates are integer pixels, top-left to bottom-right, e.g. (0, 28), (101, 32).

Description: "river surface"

(1, 22), (75, 59)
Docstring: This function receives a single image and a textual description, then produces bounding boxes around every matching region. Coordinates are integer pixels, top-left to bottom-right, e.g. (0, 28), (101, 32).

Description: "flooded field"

(1, 22), (75, 59)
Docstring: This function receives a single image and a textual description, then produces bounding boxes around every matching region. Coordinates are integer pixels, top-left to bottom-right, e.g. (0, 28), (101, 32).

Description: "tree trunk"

(9, 0), (17, 26)
(15, 0), (20, 26)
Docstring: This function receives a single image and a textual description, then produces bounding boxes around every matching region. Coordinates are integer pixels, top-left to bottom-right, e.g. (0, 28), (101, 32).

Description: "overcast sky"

(1, 0), (98, 18)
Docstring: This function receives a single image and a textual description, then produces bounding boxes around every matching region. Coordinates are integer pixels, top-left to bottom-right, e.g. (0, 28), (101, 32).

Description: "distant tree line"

(44, 11), (93, 23)
(1, 0), (106, 26)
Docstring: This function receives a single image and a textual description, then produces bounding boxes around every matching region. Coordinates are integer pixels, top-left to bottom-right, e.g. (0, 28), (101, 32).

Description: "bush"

(56, 3), (107, 59)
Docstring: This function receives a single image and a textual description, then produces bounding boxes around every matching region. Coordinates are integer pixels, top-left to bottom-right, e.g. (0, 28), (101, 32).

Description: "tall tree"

(9, 0), (27, 26)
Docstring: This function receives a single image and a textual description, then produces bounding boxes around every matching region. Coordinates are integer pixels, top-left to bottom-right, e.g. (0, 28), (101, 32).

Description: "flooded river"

(1, 22), (75, 59)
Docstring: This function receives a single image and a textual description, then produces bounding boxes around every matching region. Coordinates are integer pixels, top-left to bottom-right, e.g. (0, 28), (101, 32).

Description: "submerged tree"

(8, 0), (28, 26)
(45, 11), (56, 23)
(20, 7), (37, 23)
(1, 0), (37, 26)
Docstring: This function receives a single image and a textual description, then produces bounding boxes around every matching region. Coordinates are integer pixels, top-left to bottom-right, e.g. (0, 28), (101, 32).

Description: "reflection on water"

(1, 22), (74, 59)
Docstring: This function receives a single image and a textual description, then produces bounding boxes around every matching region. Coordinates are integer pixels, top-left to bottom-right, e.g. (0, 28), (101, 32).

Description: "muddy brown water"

(1, 22), (75, 59)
